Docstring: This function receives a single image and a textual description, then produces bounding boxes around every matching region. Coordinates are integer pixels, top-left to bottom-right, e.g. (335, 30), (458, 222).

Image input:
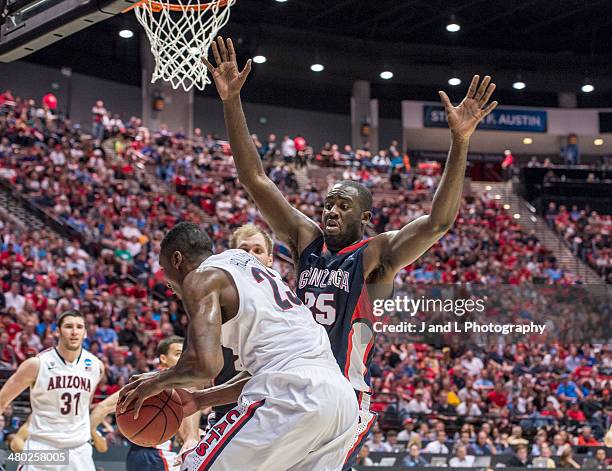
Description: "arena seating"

(0, 89), (610, 463)
(546, 204), (612, 284)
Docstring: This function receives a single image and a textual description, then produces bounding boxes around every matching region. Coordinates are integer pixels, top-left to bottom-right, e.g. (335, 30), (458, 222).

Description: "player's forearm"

(90, 391), (120, 428)
(194, 378), (250, 409)
(157, 362), (219, 390)
(222, 96), (267, 186)
(428, 136), (470, 232)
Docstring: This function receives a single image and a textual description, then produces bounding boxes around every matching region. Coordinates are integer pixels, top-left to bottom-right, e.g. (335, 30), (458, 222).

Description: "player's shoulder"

(35, 348), (56, 364)
(36, 347), (54, 358)
(17, 355), (41, 381)
(184, 259), (234, 298)
(298, 234), (325, 259)
(197, 249), (253, 270)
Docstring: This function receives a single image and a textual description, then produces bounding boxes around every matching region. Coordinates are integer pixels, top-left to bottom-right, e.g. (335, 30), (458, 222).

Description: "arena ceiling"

(18, 0), (612, 117)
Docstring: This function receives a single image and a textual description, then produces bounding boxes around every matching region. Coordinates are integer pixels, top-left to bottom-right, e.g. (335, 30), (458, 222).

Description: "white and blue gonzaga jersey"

(29, 347), (102, 448)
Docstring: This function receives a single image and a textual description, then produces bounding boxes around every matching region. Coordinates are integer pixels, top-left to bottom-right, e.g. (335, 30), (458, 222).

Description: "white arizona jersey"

(197, 250), (339, 376)
(29, 348), (102, 448)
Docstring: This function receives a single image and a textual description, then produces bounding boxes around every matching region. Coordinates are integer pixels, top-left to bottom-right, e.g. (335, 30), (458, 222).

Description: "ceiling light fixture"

(380, 71), (394, 80)
(446, 15), (460, 32)
(253, 55), (267, 64)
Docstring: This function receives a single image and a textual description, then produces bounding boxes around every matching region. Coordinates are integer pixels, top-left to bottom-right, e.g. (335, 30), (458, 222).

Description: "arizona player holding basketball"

(90, 335), (201, 471)
(118, 222), (358, 470)
(0, 310), (103, 471)
(203, 36), (498, 469)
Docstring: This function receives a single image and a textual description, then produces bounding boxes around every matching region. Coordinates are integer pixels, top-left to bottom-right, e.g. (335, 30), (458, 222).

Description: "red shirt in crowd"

(487, 390), (508, 408)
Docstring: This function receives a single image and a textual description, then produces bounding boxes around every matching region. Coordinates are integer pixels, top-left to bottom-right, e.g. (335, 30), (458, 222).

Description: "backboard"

(0, 0), (132, 62)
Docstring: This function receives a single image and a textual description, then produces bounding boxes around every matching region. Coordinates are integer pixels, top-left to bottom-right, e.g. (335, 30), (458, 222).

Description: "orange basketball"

(116, 389), (183, 447)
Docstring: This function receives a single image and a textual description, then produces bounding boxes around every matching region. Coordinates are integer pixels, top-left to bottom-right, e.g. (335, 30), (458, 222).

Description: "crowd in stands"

(547, 203), (612, 284)
(0, 88), (610, 464)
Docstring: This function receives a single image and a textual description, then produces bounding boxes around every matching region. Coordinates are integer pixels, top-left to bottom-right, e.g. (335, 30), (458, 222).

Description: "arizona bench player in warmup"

(90, 336), (201, 471)
(0, 310), (103, 471)
(204, 36), (498, 469)
(118, 222), (358, 471)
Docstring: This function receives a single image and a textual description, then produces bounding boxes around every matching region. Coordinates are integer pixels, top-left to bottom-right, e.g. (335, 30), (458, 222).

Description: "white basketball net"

(134, 0), (236, 92)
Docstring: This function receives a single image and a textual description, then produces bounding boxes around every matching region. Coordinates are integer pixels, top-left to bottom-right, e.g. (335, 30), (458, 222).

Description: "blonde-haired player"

(229, 223), (274, 268)
(0, 310), (103, 470)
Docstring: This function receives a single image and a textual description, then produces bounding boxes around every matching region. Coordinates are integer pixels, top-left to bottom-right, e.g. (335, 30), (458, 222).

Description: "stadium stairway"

(0, 180), (46, 232)
(470, 181), (604, 284)
(293, 164), (309, 190)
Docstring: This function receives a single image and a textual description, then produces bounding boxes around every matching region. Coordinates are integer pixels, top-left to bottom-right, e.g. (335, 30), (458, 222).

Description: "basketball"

(116, 389), (184, 447)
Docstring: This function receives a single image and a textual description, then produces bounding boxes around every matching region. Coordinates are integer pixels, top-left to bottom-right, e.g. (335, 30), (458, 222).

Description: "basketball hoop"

(127, 0), (236, 92)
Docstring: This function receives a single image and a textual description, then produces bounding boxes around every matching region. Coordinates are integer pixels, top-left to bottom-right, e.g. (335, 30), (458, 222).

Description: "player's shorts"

(127, 444), (180, 471)
(342, 392), (377, 471)
(17, 438), (94, 471)
(181, 364), (359, 471)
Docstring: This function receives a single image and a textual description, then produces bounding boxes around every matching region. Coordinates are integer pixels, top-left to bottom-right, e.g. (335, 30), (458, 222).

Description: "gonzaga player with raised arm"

(204, 36), (498, 469)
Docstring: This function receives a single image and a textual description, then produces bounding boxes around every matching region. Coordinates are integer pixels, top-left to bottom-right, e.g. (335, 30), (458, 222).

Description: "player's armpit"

(0, 357), (40, 413)
(364, 217), (445, 282)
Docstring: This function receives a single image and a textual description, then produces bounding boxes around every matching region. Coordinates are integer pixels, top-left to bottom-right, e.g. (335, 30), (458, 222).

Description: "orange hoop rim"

(123, 0), (230, 13)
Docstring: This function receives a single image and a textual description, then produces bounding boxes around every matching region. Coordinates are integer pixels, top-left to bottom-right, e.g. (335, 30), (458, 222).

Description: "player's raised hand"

(439, 75), (498, 142)
(203, 37), (252, 102)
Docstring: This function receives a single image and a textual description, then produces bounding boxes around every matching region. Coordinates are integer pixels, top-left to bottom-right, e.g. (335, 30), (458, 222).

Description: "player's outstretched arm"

(90, 390), (120, 430)
(372, 75), (497, 278)
(0, 357), (39, 413)
(118, 269), (228, 418)
(204, 37), (321, 256)
(89, 389), (118, 453)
